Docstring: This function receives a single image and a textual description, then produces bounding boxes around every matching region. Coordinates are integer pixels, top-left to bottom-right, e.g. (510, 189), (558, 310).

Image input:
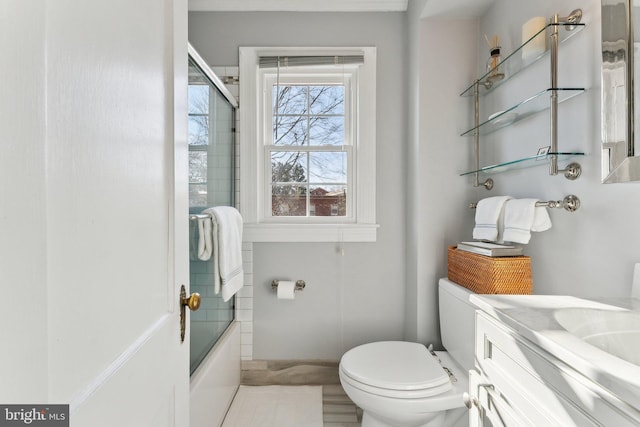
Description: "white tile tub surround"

(212, 64), (255, 360)
(211, 65), (241, 212)
(191, 321), (241, 427)
(239, 242), (254, 360)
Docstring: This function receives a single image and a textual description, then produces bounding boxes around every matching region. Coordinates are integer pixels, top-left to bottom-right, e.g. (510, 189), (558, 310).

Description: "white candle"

(522, 17), (547, 61)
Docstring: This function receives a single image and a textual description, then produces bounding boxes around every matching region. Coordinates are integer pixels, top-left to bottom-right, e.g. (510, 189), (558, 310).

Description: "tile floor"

(322, 384), (362, 426)
(222, 385), (323, 426)
(221, 384), (361, 427)
(227, 360), (362, 426)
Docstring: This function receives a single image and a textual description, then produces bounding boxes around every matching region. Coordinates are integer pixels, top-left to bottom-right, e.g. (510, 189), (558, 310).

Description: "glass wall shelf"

(460, 152), (585, 176)
(460, 22), (585, 97)
(460, 87), (585, 137)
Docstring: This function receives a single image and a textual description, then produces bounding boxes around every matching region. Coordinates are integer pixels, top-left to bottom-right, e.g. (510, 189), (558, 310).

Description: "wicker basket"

(447, 246), (532, 294)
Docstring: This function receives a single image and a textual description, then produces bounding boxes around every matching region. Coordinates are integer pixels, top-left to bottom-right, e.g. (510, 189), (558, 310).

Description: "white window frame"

(263, 72), (353, 222)
(240, 46), (377, 242)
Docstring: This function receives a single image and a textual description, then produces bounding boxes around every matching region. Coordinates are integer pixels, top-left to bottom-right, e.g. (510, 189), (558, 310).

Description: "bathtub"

(190, 320), (240, 427)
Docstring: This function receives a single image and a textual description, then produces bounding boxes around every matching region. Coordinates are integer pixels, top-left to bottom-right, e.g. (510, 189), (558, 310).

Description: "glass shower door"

(188, 55), (236, 374)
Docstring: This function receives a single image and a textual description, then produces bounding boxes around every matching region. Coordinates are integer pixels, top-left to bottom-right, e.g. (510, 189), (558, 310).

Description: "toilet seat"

(339, 341), (453, 399)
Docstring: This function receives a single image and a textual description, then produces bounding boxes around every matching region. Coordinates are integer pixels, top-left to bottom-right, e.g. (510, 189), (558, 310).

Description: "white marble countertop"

(470, 293), (640, 410)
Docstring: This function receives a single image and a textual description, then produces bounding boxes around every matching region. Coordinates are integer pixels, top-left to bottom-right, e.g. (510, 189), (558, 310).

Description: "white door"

(0, 1), (190, 426)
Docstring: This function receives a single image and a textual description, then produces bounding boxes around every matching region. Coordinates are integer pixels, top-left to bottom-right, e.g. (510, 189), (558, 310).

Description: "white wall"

(407, 0), (640, 350)
(189, 11), (408, 359)
(405, 0), (427, 344)
(469, 0), (640, 298)
(405, 0), (481, 345)
(404, 14), (479, 346)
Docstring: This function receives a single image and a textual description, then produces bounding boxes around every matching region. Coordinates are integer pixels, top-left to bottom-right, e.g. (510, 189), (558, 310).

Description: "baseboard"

(241, 360), (340, 386)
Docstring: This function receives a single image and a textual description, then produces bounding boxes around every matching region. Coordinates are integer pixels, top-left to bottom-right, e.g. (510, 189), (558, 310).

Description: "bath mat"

(222, 385), (323, 427)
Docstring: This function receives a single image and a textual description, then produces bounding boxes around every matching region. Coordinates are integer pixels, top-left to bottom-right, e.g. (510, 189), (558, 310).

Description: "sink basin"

(554, 307), (640, 366)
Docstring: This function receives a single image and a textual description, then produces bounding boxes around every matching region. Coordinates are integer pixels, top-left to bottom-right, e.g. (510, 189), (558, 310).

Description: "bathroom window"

(239, 47), (377, 242)
(267, 77), (349, 218)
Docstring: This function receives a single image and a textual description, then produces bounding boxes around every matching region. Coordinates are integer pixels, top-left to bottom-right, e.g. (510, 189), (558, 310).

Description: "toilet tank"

(439, 278), (476, 371)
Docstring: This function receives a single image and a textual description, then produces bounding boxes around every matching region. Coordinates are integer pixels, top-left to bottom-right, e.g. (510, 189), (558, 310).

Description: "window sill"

(243, 223), (378, 242)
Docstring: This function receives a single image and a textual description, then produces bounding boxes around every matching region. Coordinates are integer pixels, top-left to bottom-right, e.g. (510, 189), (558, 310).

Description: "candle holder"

(486, 45), (505, 83)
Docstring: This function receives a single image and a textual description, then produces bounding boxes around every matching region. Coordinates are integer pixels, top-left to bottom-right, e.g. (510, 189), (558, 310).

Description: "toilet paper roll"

(277, 280), (296, 300)
(522, 17), (547, 61)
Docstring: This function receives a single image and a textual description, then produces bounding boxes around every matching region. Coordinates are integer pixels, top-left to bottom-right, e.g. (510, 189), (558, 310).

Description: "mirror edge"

(601, 0), (640, 183)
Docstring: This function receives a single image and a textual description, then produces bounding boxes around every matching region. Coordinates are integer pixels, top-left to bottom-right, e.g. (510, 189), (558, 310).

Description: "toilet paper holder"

(271, 280), (306, 291)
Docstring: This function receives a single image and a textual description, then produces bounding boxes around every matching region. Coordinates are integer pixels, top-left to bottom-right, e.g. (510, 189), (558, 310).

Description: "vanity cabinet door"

(469, 369), (529, 427)
(474, 311), (640, 427)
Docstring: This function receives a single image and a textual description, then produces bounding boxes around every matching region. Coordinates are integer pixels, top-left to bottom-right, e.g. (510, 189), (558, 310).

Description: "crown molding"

(420, 0), (494, 19)
(189, 0), (408, 12)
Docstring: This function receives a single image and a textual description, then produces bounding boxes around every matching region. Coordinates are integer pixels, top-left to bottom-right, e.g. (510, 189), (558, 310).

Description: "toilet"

(339, 278), (476, 427)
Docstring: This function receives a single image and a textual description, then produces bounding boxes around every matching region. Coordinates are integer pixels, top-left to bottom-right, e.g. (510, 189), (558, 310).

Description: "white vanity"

(468, 294), (640, 426)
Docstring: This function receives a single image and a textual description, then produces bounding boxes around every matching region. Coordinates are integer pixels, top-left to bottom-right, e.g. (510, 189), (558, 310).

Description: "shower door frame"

(188, 43), (239, 375)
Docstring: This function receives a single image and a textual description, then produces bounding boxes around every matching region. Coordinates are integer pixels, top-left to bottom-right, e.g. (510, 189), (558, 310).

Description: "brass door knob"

(182, 291), (201, 311)
(179, 285), (201, 342)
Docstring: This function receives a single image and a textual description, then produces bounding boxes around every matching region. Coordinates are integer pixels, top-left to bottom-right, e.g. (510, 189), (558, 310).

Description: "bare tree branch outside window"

(188, 82), (209, 207)
(270, 84), (347, 217)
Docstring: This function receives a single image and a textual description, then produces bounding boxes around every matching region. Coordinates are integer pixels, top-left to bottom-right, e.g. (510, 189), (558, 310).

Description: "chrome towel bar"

(469, 195), (580, 212)
(189, 214), (210, 221)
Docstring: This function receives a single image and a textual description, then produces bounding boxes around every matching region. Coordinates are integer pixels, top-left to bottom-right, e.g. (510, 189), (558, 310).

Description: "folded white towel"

(473, 196), (512, 242)
(503, 199), (552, 244)
(531, 205), (552, 232)
(197, 217), (213, 261)
(189, 218), (200, 261)
(202, 206), (244, 302)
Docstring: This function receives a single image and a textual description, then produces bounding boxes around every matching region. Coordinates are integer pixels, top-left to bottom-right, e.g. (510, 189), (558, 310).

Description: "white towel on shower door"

(202, 206), (244, 302)
(197, 216), (213, 261)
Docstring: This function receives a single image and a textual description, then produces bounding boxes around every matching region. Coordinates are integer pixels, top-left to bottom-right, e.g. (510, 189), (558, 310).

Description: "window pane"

(263, 74), (355, 221)
(189, 116), (209, 145)
(309, 152), (346, 183)
(309, 86), (344, 115)
(272, 185), (307, 216)
(310, 185), (346, 217)
(309, 116), (344, 146)
(189, 151), (208, 183)
(188, 85), (209, 115)
(273, 85), (307, 115)
(271, 152), (308, 183)
(189, 184), (208, 208)
(273, 115), (307, 146)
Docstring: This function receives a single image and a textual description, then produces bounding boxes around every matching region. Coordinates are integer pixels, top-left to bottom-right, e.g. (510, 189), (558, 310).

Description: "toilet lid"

(339, 341), (452, 393)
